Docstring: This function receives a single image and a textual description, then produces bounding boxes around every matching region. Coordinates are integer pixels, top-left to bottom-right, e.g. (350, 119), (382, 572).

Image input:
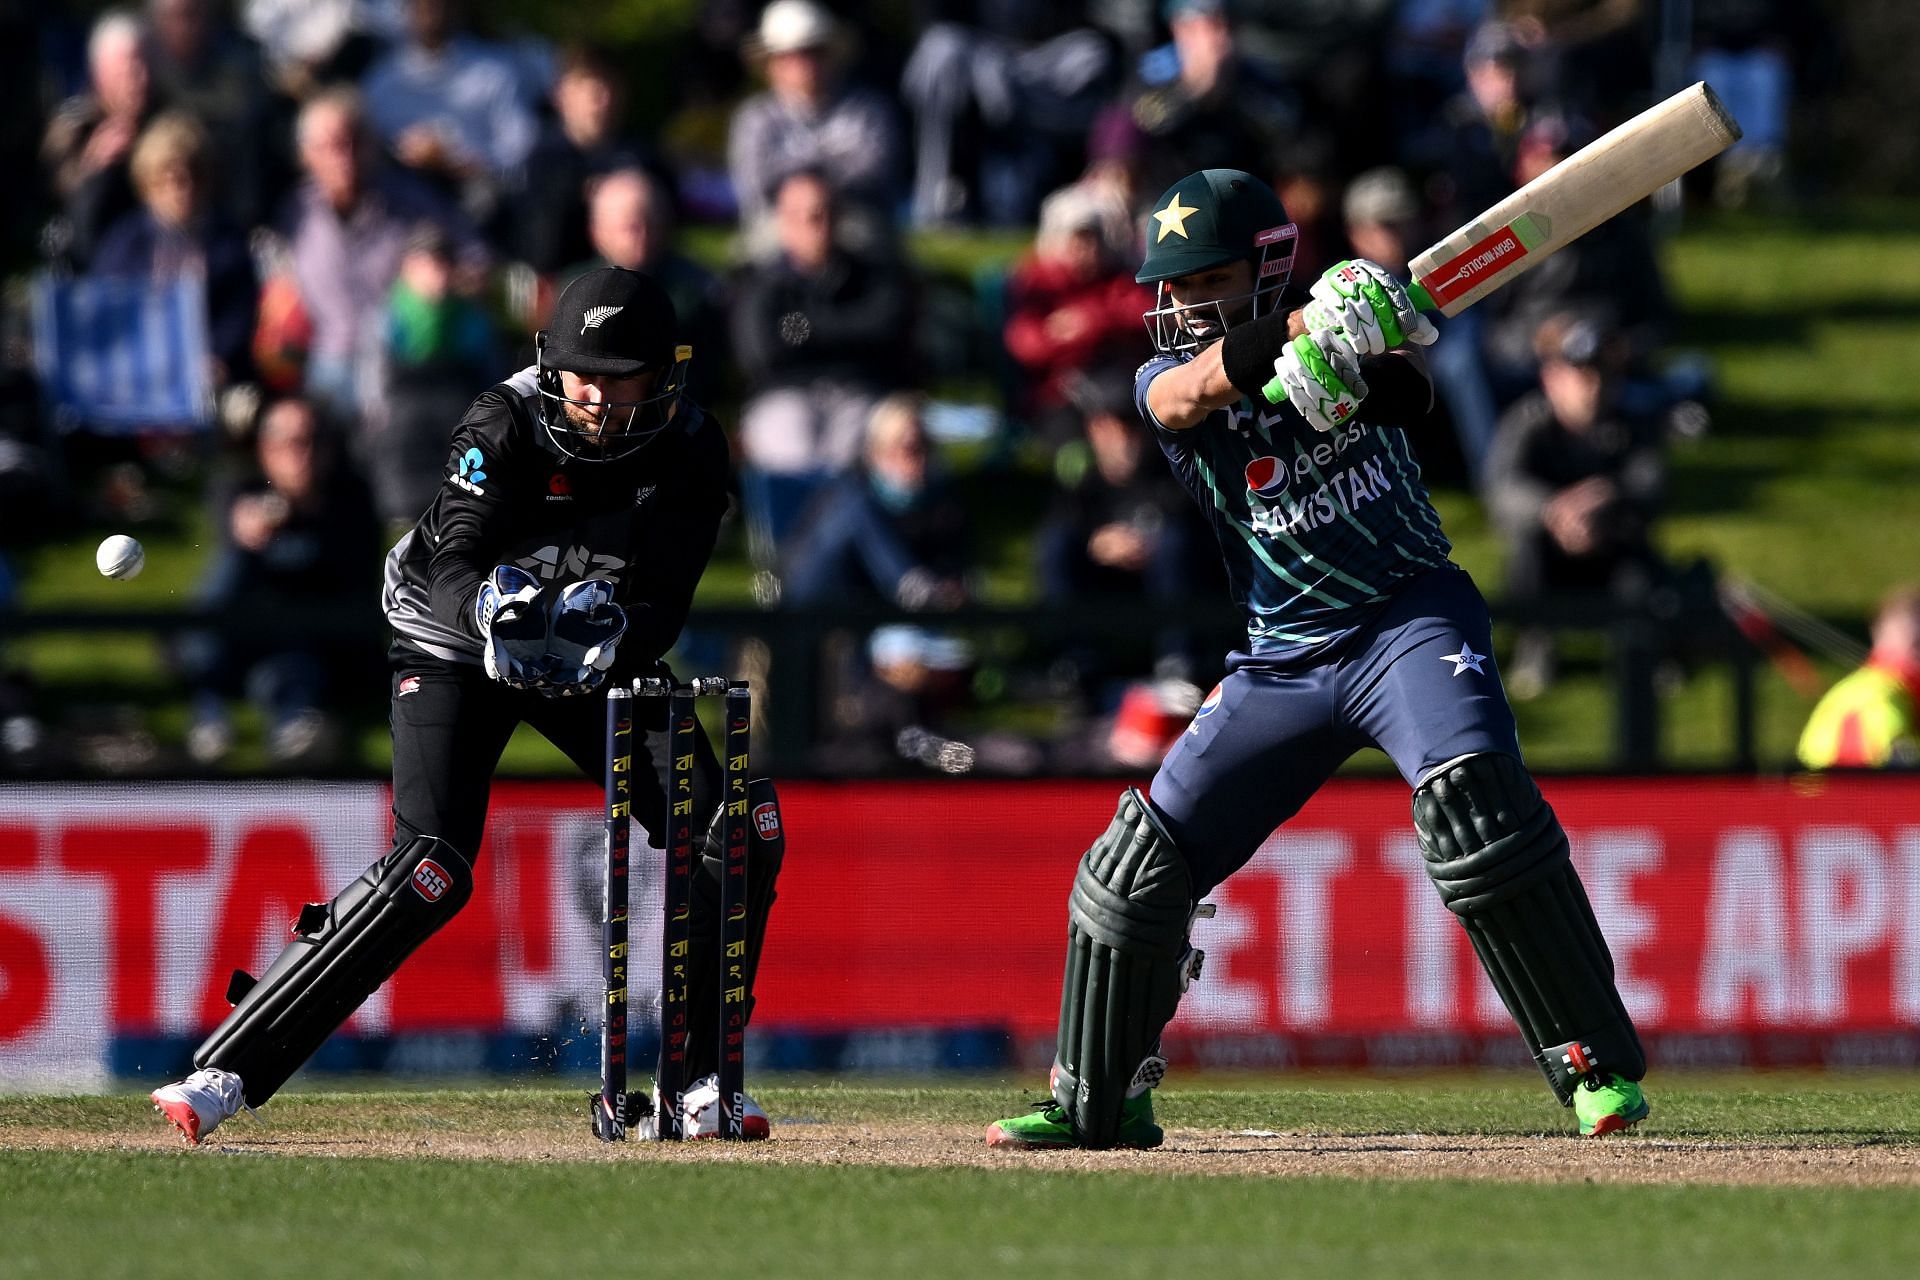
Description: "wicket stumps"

(592, 675), (751, 1142)
(590, 685), (634, 1141)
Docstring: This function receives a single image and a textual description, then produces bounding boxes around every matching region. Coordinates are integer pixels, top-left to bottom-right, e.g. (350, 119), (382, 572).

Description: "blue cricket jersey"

(1135, 352), (1455, 660)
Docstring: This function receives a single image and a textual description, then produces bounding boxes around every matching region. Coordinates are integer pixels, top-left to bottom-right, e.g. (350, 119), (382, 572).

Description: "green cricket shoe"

(1574, 1074), (1650, 1136)
(986, 1092), (1164, 1150)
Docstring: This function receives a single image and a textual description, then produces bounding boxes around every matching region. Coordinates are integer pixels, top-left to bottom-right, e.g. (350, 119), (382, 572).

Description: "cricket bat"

(1403, 81), (1742, 315)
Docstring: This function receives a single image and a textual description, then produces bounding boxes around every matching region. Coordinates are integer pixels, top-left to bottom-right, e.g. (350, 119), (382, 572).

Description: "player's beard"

(1180, 294), (1254, 345)
(563, 401), (637, 446)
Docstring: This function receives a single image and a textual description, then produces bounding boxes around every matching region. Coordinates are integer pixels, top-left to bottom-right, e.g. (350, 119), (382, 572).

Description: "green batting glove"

(1300, 259), (1439, 355)
(1264, 330), (1370, 431)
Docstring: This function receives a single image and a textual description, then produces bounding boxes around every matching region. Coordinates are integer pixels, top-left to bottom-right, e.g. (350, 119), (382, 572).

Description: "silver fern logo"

(581, 305), (624, 333)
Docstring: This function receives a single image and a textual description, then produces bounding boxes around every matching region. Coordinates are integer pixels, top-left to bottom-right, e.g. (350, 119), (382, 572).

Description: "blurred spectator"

(782, 395), (970, 609)
(1479, 113), (1670, 399)
(41, 10), (163, 266)
(0, 372), (54, 772)
(1484, 312), (1666, 696)
(565, 169), (726, 403)
(1103, 677), (1204, 770)
(1340, 166), (1498, 481)
(358, 223), (496, 532)
(1797, 586), (1920, 770)
(1387, 0), (1492, 113)
(901, 6), (1117, 225)
(1692, 0), (1792, 208)
(1495, 0), (1648, 121)
(733, 170), (914, 476)
(728, 1), (904, 235)
(516, 44), (674, 275)
(1036, 368), (1211, 608)
(811, 625), (1046, 776)
(1270, 131), (1344, 280)
(1225, 0), (1397, 173)
(243, 0), (405, 95)
(146, 0), (275, 230)
(1077, 104), (1154, 241)
(361, 0), (536, 222)
(1129, 0), (1297, 190)
(281, 87), (487, 420)
(93, 112), (260, 389)
(183, 397), (382, 766)
(1405, 21), (1535, 227)
(1002, 186), (1150, 438)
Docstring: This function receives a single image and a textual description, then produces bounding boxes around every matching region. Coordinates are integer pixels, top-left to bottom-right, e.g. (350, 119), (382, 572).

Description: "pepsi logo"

(753, 802), (781, 838)
(1188, 684), (1223, 734)
(1245, 456), (1289, 498)
(411, 858), (452, 903)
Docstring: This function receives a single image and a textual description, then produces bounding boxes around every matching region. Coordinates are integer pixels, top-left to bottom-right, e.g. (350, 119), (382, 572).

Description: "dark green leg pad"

(1413, 754), (1645, 1104)
(1051, 789), (1196, 1147)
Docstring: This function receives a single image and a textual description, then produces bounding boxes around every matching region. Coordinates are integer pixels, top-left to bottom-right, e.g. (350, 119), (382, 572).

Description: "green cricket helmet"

(1136, 168), (1297, 354)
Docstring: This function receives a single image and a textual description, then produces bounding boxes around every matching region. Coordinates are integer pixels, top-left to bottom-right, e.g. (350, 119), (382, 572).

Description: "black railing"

(1, 589), (1759, 774)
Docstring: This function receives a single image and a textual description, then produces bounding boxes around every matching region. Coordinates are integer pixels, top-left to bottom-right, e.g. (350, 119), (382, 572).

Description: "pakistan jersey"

(1135, 351), (1454, 660)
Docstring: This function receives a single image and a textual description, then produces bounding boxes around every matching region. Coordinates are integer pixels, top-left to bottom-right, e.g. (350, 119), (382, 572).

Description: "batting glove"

(1269, 329), (1370, 432)
(1302, 259), (1438, 355)
(543, 578), (628, 696)
(476, 564), (551, 690)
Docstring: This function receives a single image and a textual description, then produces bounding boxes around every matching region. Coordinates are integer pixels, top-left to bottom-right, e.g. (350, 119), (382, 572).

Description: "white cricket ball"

(96, 534), (146, 581)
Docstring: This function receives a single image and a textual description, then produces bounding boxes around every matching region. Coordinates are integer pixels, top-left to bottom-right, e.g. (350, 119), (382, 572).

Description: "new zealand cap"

(542, 267), (678, 377)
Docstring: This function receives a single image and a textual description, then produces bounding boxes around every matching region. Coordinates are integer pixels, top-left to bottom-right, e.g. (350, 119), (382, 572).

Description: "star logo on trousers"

(1441, 642), (1487, 677)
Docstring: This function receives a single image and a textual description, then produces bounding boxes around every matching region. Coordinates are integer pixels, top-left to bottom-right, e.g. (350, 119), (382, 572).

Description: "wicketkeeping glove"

(1267, 329), (1370, 432)
(476, 564), (550, 690)
(542, 578), (628, 696)
(1301, 259), (1438, 356)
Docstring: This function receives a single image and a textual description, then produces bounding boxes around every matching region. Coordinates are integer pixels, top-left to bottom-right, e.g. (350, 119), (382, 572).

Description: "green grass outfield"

(4, 1074), (1919, 1278)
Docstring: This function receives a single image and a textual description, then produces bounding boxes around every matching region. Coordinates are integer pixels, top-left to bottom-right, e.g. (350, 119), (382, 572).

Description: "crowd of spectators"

(0, 0), (1831, 777)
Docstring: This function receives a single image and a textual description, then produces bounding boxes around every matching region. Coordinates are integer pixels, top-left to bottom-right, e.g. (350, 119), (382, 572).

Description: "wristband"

(1219, 307), (1296, 401)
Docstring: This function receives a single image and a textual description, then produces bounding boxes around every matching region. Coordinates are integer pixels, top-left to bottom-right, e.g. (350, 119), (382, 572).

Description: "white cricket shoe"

(635, 1075), (770, 1140)
(150, 1068), (247, 1146)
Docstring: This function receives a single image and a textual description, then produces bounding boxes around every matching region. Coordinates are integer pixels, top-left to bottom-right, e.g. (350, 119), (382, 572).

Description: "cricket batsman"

(151, 268), (785, 1144)
(989, 170), (1649, 1149)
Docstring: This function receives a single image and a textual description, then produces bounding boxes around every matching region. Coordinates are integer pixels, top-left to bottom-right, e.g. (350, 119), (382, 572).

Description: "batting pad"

(1052, 789), (1196, 1147)
(1414, 753), (1646, 1104)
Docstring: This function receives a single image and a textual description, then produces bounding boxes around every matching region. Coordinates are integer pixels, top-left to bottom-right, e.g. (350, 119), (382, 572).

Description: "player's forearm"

(1145, 342), (1238, 430)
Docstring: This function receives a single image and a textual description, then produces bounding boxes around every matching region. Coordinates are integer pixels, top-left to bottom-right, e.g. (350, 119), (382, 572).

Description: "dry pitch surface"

(6, 1078), (1919, 1188)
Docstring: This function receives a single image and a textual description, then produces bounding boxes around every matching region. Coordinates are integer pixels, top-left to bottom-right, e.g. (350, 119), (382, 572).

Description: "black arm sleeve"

(1218, 307), (1295, 400)
(423, 397), (519, 641)
(1356, 347), (1435, 429)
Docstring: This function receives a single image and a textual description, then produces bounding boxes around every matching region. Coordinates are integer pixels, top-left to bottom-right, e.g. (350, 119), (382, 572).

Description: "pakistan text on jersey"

(1248, 453), (1395, 539)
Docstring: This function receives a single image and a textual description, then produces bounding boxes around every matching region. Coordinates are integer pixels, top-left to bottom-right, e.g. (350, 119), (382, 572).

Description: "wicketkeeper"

(989, 170), (1649, 1149)
(152, 268), (786, 1144)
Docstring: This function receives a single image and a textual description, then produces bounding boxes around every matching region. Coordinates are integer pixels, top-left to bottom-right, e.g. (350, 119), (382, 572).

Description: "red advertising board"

(2, 776), (1918, 1086)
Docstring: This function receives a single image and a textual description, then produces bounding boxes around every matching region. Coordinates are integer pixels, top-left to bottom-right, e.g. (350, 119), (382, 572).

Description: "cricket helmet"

(536, 267), (692, 461)
(1137, 169), (1297, 354)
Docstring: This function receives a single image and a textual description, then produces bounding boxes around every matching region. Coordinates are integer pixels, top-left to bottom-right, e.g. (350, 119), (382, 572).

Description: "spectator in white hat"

(727, 0), (903, 234)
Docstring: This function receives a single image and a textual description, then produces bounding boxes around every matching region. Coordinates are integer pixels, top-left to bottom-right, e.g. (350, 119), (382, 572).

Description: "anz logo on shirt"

(451, 447), (488, 496)
(514, 544), (627, 583)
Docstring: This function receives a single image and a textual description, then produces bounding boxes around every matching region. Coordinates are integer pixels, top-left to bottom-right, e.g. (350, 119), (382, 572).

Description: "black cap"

(542, 267), (678, 377)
